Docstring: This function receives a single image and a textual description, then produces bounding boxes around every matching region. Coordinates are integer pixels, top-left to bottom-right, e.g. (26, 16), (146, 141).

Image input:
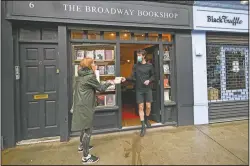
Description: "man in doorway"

(121, 49), (155, 137)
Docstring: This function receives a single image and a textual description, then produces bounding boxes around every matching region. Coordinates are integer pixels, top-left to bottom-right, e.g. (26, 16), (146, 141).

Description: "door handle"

(56, 69), (60, 74)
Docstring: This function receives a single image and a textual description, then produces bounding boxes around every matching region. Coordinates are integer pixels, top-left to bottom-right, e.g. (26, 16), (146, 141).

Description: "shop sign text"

(207, 15), (243, 26)
(62, 4), (179, 19)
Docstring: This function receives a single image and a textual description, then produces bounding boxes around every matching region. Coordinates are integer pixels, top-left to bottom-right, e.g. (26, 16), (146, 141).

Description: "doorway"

(20, 44), (60, 139)
(120, 44), (161, 127)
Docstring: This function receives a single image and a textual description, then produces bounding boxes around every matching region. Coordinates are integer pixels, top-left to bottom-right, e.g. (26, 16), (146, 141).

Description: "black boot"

(140, 121), (146, 137)
(145, 116), (151, 128)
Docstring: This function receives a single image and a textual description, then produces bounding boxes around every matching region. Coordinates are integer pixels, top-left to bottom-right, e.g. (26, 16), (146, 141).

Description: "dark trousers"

(80, 128), (92, 157)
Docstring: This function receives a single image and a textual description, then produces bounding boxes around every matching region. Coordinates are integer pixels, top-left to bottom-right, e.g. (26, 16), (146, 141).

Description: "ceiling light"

(111, 33), (115, 36)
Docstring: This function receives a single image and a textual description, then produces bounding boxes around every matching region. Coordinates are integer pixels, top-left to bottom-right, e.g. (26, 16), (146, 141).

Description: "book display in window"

(163, 45), (172, 102)
(72, 44), (117, 108)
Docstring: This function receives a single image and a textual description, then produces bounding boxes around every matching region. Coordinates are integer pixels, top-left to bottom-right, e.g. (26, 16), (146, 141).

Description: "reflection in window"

(71, 30), (86, 39)
(19, 28), (40, 40)
(162, 34), (172, 42)
(42, 29), (58, 40)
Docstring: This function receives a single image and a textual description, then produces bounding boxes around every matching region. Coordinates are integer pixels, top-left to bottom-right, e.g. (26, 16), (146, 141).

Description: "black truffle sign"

(207, 16), (243, 26)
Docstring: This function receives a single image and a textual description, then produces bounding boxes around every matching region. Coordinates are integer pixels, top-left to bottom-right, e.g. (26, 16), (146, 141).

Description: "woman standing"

(71, 58), (114, 164)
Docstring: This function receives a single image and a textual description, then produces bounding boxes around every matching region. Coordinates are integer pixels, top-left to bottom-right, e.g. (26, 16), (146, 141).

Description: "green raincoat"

(71, 67), (111, 131)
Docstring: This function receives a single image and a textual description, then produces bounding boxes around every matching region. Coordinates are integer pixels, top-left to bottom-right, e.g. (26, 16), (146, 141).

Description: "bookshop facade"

(2, 1), (194, 148)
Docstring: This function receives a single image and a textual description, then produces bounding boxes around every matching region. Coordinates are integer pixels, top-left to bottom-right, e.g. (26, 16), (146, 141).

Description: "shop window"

(87, 31), (101, 40)
(120, 32), (131, 41)
(71, 43), (117, 108)
(104, 32), (116, 40)
(207, 45), (249, 102)
(148, 33), (158, 41)
(42, 29), (58, 40)
(162, 34), (172, 42)
(134, 33), (145, 41)
(19, 28), (40, 40)
(71, 30), (86, 39)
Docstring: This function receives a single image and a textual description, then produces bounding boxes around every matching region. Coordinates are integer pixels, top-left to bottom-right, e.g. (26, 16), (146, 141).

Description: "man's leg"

(78, 128), (93, 152)
(145, 90), (153, 127)
(136, 91), (146, 137)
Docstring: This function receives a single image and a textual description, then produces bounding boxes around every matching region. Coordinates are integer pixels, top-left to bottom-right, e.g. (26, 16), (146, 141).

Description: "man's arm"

(149, 65), (155, 82)
(125, 64), (136, 82)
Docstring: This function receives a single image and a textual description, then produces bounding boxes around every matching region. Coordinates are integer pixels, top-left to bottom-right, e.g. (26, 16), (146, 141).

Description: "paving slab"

(196, 120), (249, 164)
(2, 122), (248, 165)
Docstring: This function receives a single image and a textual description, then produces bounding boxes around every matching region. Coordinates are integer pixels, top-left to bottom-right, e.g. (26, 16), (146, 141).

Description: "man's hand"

(107, 80), (115, 85)
(121, 77), (126, 82)
(144, 80), (150, 85)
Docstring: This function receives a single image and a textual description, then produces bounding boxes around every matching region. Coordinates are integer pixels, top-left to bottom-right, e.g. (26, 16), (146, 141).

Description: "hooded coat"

(71, 67), (111, 131)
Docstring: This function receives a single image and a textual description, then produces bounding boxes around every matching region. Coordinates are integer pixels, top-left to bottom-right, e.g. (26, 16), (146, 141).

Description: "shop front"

(1, 1), (194, 148)
(192, 3), (249, 125)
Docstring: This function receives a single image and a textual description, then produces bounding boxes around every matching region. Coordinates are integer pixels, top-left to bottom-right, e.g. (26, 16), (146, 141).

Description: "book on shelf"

(164, 89), (170, 101)
(86, 50), (95, 59)
(96, 95), (105, 106)
(98, 65), (105, 75)
(105, 94), (116, 106)
(163, 64), (170, 74)
(163, 51), (170, 60)
(95, 50), (105, 60)
(164, 79), (169, 88)
(105, 50), (114, 60)
(106, 65), (115, 75)
(76, 50), (85, 60)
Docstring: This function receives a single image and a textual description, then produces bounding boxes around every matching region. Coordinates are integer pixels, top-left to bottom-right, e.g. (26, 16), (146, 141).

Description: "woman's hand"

(106, 80), (115, 85)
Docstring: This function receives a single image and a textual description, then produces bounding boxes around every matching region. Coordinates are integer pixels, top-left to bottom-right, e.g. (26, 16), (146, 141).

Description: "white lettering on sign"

(207, 15), (243, 26)
(62, 4), (178, 19)
(29, 2), (34, 8)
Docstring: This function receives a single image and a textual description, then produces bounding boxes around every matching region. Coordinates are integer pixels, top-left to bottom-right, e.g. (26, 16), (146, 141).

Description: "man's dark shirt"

(126, 62), (155, 91)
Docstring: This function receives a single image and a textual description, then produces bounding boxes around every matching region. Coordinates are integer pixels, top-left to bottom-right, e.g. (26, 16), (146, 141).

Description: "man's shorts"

(136, 89), (153, 104)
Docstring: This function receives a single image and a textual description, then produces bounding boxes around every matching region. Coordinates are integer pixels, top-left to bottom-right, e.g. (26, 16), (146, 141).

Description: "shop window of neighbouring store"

(207, 45), (249, 102)
(72, 43), (117, 107)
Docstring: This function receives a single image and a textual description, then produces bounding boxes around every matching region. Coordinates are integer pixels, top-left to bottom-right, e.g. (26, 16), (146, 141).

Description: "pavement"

(2, 120), (249, 165)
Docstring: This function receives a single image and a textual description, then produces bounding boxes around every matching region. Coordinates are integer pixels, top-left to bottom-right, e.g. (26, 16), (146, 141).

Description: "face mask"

(137, 56), (142, 63)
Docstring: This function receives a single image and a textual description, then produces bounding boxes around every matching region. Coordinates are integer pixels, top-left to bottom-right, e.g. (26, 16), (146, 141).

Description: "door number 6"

(29, 2), (34, 8)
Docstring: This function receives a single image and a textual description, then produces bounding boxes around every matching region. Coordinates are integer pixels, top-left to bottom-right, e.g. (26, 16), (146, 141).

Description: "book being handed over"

(114, 77), (122, 84)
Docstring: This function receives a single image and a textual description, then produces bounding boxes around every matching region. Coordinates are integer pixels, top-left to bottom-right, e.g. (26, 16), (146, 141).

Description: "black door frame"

(69, 28), (174, 127)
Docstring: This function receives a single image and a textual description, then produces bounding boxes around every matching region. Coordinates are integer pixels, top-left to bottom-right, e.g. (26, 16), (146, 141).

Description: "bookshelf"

(72, 44), (117, 107)
(163, 45), (173, 102)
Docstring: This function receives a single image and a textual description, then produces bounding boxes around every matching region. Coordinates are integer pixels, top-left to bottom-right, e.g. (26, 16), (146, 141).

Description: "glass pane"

(19, 28), (40, 40)
(148, 33), (158, 41)
(42, 29), (58, 40)
(71, 30), (86, 39)
(162, 34), (172, 42)
(134, 33), (145, 41)
(71, 43), (116, 108)
(104, 32), (116, 40)
(225, 49), (246, 90)
(120, 32), (131, 40)
(163, 45), (172, 102)
(88, 31), (101, 40)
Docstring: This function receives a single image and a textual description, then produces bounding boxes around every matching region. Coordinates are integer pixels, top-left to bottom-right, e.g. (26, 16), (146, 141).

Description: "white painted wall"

(192, 31), (209, 125)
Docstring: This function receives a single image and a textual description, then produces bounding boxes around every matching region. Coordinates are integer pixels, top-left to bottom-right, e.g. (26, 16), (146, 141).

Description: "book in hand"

(85, 50), (94, 59)
(105, 94), (116, 106)
(95, 50), (105, 60)
(106, 65), (115, 75)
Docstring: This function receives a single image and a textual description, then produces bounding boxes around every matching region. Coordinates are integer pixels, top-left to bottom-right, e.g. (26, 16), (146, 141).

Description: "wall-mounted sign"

(207, 16), (243, 26)
(7, 1), (192, 29)
(193, 6), (248, 32)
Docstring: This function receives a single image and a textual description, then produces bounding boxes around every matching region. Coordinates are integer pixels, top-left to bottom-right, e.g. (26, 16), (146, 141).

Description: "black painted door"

(144, 45), (161, 122)
(20, 44), (59, 139)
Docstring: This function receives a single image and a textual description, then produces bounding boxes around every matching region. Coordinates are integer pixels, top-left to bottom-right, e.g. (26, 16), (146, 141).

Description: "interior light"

(127, 60), (130, 63)
(142, 34), (144, 36)
(124, 33), (127, 37)
(111, 33), (115, 36)
(240, 1), (248, 4)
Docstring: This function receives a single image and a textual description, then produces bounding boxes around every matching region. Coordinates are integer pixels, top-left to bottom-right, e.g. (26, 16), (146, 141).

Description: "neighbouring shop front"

(1, 1), (194, 148)
(192, 4), (249, 125)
